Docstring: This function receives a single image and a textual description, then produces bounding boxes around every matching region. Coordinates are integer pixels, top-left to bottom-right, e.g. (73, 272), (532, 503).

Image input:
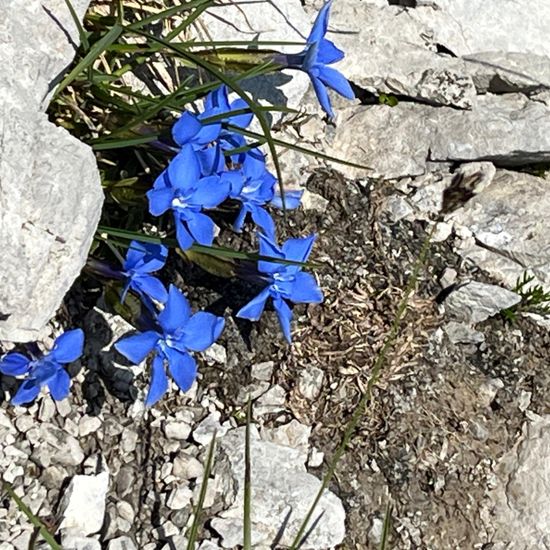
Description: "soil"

(112, 167), (547, 548)
(60, 169), (550, 548)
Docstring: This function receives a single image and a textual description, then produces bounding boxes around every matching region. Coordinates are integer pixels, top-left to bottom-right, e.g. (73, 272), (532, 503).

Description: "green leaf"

(379, 93), (399, 107)
(2, 481), (62, 550)
(63, 0), (89, 51)
(178, 248), (236, 278)
(379, 501), (393, 550)
(54, 24), (123, 98)
(126, 0), (214, 31)
(186, 433), (217, 549)
(104, 282), (143, 326)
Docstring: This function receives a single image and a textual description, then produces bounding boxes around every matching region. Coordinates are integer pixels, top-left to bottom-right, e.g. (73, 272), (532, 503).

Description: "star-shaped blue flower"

(115, 285), (225, 406)
(121, 240), (168, 305)
(237, 233), (323, 343)
(290, 0), (355, 118)
(0, 329), (85, 405)
(147, 145), (230, 250)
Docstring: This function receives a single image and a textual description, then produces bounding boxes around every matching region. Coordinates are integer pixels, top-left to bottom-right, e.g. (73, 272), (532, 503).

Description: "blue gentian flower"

(284, 0), (354, 118)
(121, 240), (168, 305)
(172, 85), (253, 149)
(0, 329), (85, 405)
(115, 285), (225, 406)
(237, 234), (323, 343)
(222, 150), (303, 237)
(172, 85), (254, 176)
(147, 145), (230, 250)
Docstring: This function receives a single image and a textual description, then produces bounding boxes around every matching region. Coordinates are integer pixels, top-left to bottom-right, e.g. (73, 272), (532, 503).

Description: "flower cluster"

(0, 1), (350, 408)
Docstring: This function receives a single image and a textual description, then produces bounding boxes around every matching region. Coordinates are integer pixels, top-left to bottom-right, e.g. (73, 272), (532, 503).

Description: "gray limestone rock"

(444, 281), (520, 325)
(211, 427), (346, 549)
(0, 0), (102, 342)
(58, 471), (109, 536)
(449, 170), (550, 291)
(486, 414), (550, 549)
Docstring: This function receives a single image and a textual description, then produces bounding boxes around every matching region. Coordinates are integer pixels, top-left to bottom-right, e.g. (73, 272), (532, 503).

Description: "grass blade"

(186, 432), (217, 549)
(63, 0), (89, 51)
(289, 226), (435, 549)
(127, 0), (214, 31)
(243, 398), (252, 550)
(2, 481), (62, 550)
(379, 501), (393, 550)
(54, 24), (123, 98)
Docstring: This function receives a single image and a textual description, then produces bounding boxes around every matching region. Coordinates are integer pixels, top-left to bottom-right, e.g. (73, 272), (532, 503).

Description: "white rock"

(193, 411), (229, 446)
(250, 361), (274, 382)
(301, 190), (329, 213)
(164, 420), (192, 441)
(297, 368), (324, 401)
(107, 537), (137, 550)
(28, 423), (84, 467)
(61, 536), (101, 550)
(449, 170), (550, 291)
(202, 343), (227, 365)
(444, 321), (485, 345)
(444, 281), (520, 324)
(79, 416), (102, 437)
(308, 447), (324, 468)
(253, 385), (287, 417)
(261, 420), (311, 461)
(116, 501), (135, 524)
(172, 453), (204, 481)
(211, 427), (345, 549)
(488, 414), (550, 548)
(59, 472), (109, 536)
(166, 485), (193, 511)
(0, 0), (102, 342)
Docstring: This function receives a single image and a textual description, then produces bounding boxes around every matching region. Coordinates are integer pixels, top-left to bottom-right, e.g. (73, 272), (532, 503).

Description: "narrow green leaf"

(289, 226), (435, 550)
(63, 0), (89, 51)
(379, 501), (393, 550)
(227, 125), (372, 171)
(186, 433), (217, 549)
(178, 248), (236, 278)
(243, 398), (253, 550)
(126, 0), (213, 31)
(2, 481), (62, 550)
(54, 24), (123, 98)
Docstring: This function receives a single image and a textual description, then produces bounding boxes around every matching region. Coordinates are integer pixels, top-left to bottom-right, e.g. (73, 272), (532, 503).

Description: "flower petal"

(167, 145), (201, 188)
(158, 285), (192, 334)
(114, 331), (159, 364)
(186, 212), (216, 246)
(133, 275), (168, 303)
(50, 329), (84, 364)
(147, 186), (175, 216)
(258, 233), (285, 274)
(181, 312), (225, 352)
(197, 145), (225, 176)
(233, 205), (249, 232)
(194, 122), (222, 146)
(282, 234), (317, 263)
(124, 241), (168, 273)
(307, 0), (332, 44)
(175, 215), (195, 251)
(250, 206), (276, 239)
(11, 380), (41, 406)
(317, 65), (355, 99)
(205, 85), (231, 112)
(311, 74), (334, 118)
(273, 296), (293, 343)
(145, 353), (169, 407)
(271, 189), (303, 210)
(228, 98), (254, 128)
(0, 353), (31, 376)
(166, 348), (197, 392)
(289, 272), (324, 303)
(47, 368), (71, 401)
(317, 38), (345, 65)
(189, 176), (230, 209)
(172, 111), (202, 146)
(236, 287), (271, 321)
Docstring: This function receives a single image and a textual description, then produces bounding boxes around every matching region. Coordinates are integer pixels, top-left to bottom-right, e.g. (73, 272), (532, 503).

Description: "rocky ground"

(1, 0), (550, 549)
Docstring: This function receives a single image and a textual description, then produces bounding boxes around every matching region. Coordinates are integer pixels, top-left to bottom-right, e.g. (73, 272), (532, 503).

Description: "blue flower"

(172, 86), (254, 176)
(0, 329), (85, 405)
(222, 150), (304, 237)
(286, 1), (354, 118)
(147, 145), (230, 250)
(121, 240), (168, 305)
(114, 285), (225, 406)
(172, 85), (253, 149)
(237, 234), (323, 343)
